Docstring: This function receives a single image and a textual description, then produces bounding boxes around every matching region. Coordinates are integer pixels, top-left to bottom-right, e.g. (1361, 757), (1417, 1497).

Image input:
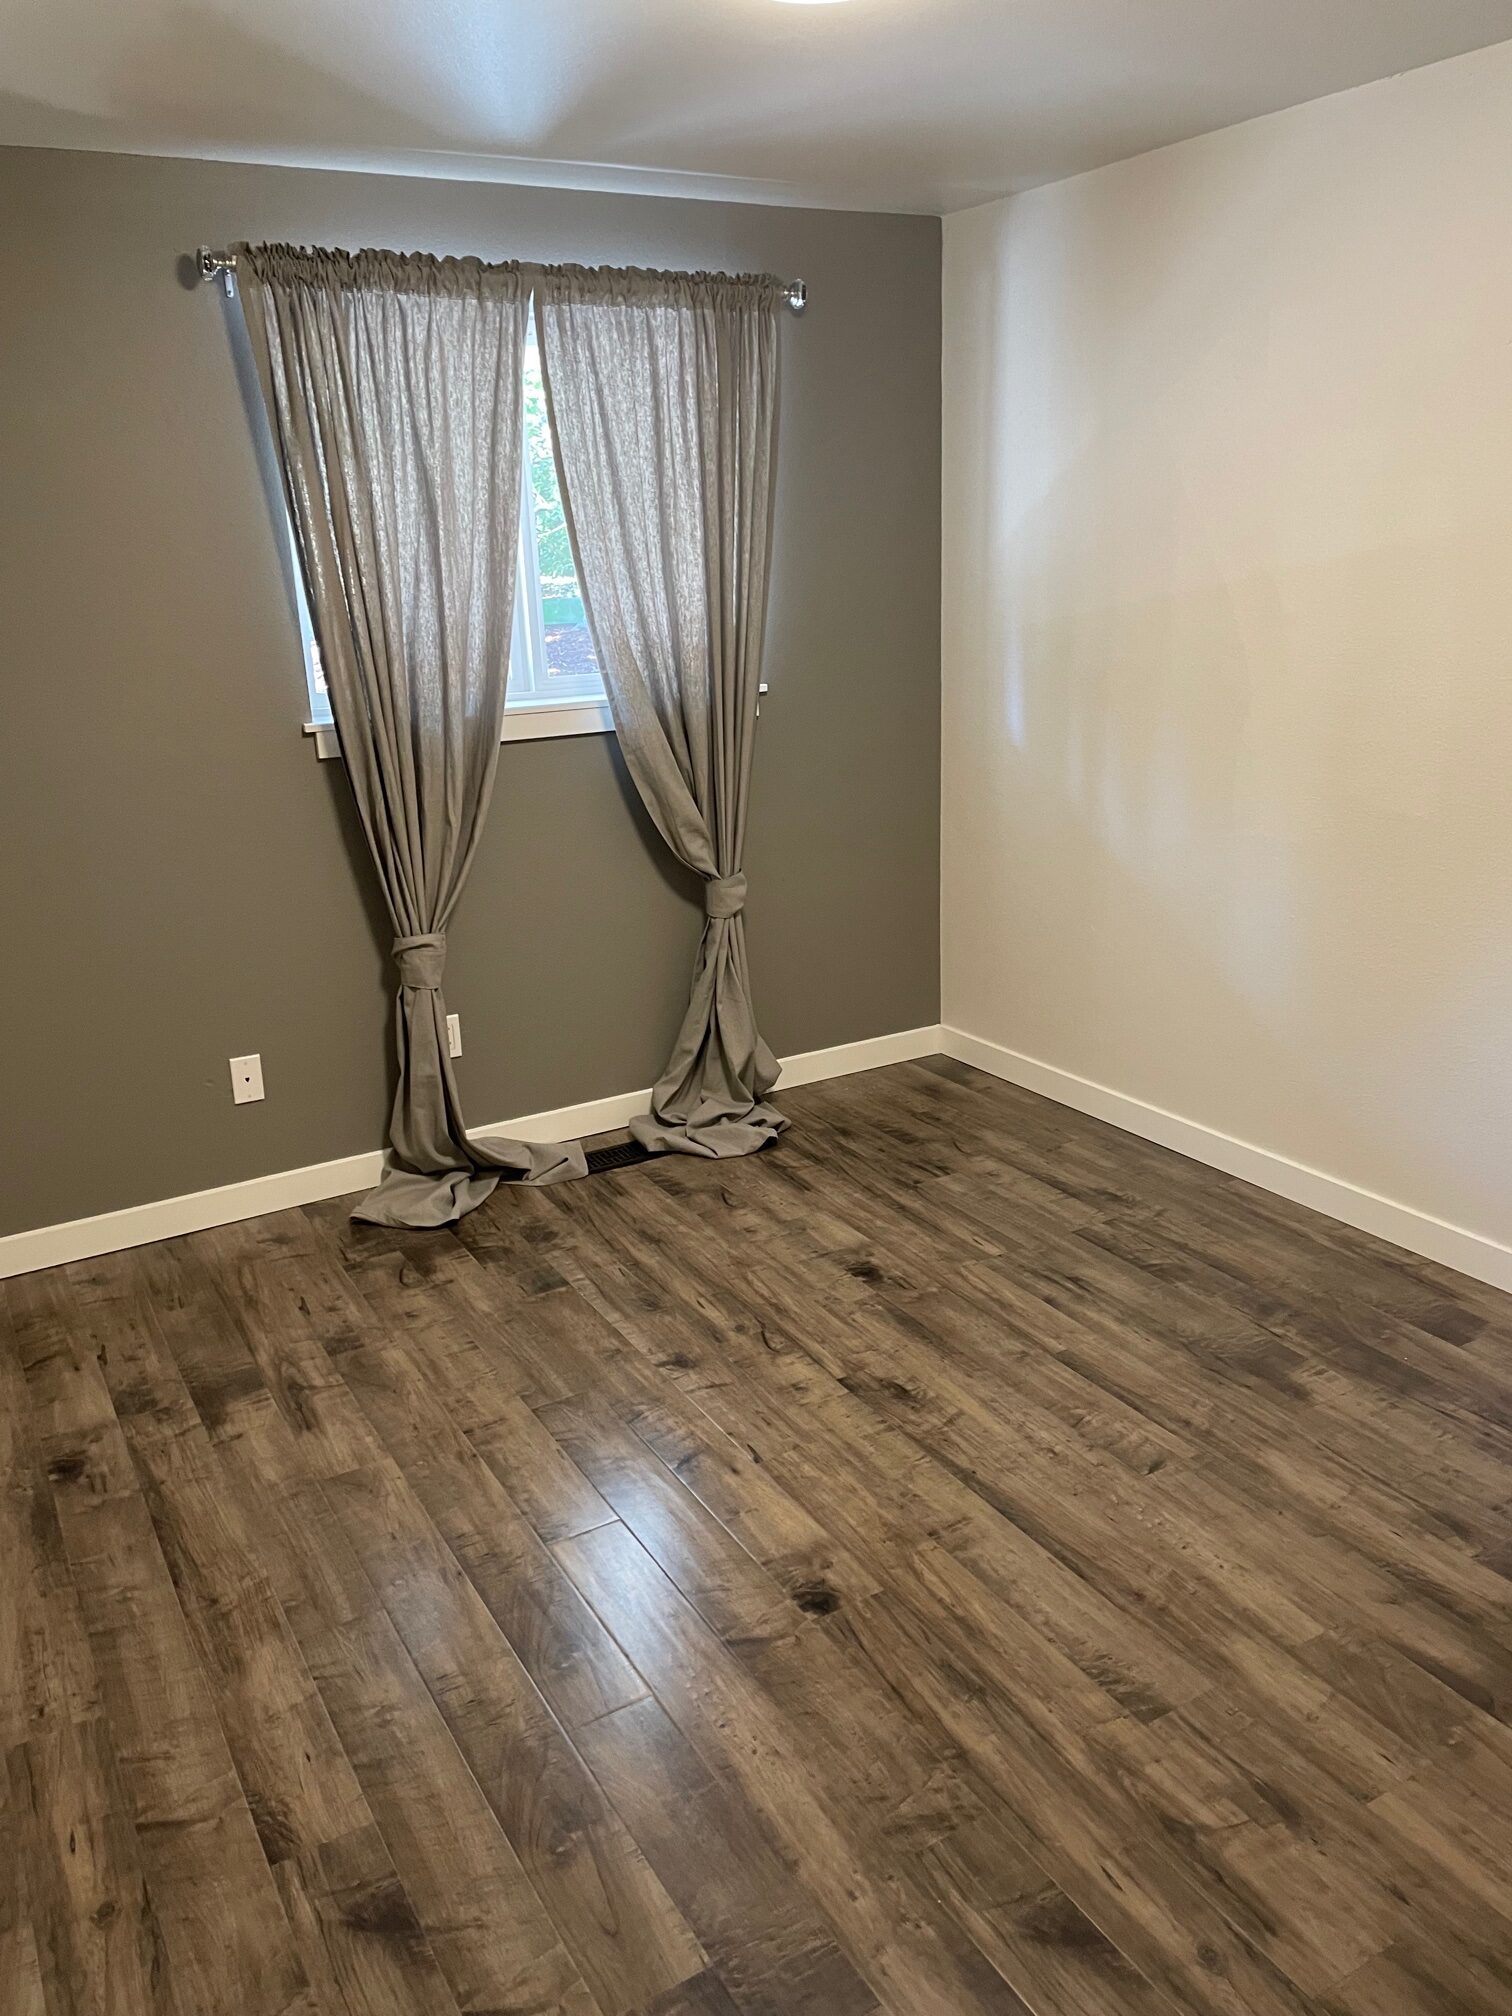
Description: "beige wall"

(0, 149), (940, 1238)
(943, 40), (1512, 1251)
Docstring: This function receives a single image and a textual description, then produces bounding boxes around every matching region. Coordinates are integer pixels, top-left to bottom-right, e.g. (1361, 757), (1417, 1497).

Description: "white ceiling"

(4, 0), (1512, 214)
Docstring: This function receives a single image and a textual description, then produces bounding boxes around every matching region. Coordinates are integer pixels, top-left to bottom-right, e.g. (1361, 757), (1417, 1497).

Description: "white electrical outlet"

(446, 1013), (462, 1059)
(229, 1053), (265, 1104)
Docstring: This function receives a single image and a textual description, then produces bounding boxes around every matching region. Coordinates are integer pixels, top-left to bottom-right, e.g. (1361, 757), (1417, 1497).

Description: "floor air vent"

(584, 1137), (655, 1176)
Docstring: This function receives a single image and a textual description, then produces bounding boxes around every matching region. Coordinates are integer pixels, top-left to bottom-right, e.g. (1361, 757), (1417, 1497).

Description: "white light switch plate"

(446, 1013), (462, 1059)
(229, 1053), (265, 1104)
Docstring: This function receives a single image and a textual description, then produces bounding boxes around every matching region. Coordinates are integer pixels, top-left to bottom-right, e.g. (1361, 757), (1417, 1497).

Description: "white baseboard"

(942, 1025), (1512, 1297)
(0, 1026), (944, 1281)
(500, 1085), (654, 1145)
(778, 1025), (944, 1091)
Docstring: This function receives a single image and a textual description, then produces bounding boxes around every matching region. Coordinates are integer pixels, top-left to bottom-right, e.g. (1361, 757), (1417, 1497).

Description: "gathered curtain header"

(234, 242), (785, 314)
(531, 264), (787, 314)
(235, 242), (528, 300)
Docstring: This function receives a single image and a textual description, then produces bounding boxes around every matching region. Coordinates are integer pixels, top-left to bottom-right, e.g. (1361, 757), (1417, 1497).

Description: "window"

(301, 303), (609, 754)
(509, 314), (606, 721)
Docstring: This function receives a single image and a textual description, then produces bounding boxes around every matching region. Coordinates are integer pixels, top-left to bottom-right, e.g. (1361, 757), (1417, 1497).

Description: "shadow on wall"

(996, 530), (1512, 1243)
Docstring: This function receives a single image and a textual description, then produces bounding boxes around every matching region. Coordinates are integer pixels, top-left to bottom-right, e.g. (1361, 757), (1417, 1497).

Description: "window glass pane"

(288, 519), (332, 725)
(521, 318), (603, 699)
(306, 637), (331, 725)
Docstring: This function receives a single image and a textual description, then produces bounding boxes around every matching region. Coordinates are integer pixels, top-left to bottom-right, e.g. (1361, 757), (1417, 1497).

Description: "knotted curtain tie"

(704, 874), (747, 919)
(392, 932), (446, 989)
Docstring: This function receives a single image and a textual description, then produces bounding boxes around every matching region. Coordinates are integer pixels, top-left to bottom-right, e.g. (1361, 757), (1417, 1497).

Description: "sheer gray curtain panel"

(236, 243), (585, 1226)
(535, 265), (786, 1158)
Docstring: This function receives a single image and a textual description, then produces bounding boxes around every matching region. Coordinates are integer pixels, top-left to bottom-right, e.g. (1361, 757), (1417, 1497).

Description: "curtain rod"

(195, 247), (807, 313)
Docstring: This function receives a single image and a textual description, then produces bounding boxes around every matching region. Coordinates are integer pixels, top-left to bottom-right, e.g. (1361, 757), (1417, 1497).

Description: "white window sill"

(504, 697), (615, 742)
(304, 697), (614, 760)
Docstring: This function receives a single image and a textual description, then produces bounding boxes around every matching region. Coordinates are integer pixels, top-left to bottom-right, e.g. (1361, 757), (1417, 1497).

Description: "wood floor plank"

(128, 1228), (620, 2016)
(1322, 1932), (1512, 2016)
(638, 1970), (746, 2016)
(609, 1386), (883, 1617)
(833, 1585), (1325, 2016)
(1077, 1207), (1512, 1495)
(570, 1695), (879, 2016)
(534, 1389), (800, 1647)
(1174, 1694), (1512, 1988)
(555, 1519), (1032, 2016)
(950, 1168), (1512, 1539)
(0, 1301), (99, 1750)
(5, 1267), (314, 2016)
(202, 1220), (646, 1734)
(7, 1716), (175, 2016)
(423, 1259), (883, 1620)
(321, 1457), (706, 2015)
(0, 1873), (48, 2016)
(327, 1324), (646, 1732)
(80, 1245), (464, 2016)
(3, 1283), (170, 2016)
(167, 1252), (603, 2016)
(10, 1058), (1512, 2015)
(189, 1217), (699, 2010)
(912, 1802), (1180, 2016)
(335, 1242), (618, 1542)
(935, 1216), (1510, 1568)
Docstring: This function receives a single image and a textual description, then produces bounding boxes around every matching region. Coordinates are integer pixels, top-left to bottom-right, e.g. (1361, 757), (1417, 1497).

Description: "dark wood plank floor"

(6, 1057), (1512, 2016)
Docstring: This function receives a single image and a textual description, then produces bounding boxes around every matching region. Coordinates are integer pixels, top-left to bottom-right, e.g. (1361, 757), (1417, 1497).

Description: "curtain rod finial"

(197, 246), (237, 296)
(785, 278), (807, 314)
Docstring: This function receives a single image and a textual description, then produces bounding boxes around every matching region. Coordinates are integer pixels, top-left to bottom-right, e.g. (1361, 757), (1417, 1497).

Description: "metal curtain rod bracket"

(197, 247), (807, 313)
(197, 246), (237, 295)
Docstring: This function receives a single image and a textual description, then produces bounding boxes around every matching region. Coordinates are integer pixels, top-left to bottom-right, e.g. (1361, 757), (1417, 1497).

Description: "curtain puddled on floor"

(536, 265), (786, 1159)
(237, 244), (586, 1225)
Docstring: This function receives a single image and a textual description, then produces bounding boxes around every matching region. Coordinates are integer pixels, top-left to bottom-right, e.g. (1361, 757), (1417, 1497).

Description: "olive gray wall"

(0, 148), (941, 1236)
